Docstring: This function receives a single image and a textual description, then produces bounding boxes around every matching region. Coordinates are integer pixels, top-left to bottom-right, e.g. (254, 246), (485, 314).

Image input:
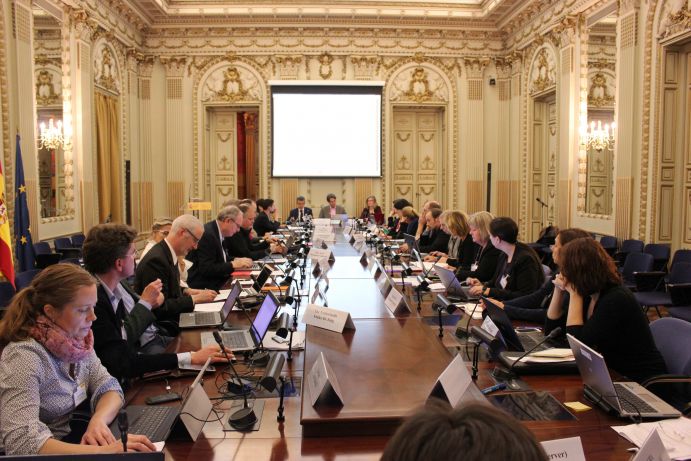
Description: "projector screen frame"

(270, 80), (385, 179)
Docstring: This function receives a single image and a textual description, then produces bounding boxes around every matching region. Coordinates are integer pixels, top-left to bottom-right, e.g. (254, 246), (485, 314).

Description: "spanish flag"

(0, 156), (14, 288)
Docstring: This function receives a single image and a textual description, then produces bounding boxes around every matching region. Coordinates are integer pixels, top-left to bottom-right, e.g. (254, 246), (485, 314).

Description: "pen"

(481, 382), (507, 395)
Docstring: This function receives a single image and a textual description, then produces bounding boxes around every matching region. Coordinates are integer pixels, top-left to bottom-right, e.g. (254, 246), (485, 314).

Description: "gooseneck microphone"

(212, 331), (258, 430)
(117, 408), (128, 452)
(536, 197), (548, 208)
(492, 327), (563, 380)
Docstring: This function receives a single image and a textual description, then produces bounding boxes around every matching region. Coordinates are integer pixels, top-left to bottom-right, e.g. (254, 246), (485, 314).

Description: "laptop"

(200, 291), (279, 351)
(434, 264), (478, 301)
(242, 265), (272, 298)
(483, 297), (562, 352)
(109, 360), (214, 443)
(179, 281), (241, 329)
(567, 334), (680, 419)
(403, 233), (419, 253)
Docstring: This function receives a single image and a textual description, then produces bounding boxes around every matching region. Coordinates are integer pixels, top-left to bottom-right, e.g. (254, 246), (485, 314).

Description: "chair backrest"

(54, 237), (73, 251)
(621, 252), (654, 280)
(599, 235), (617, 249)
(0, 281), (15, 308)
(14, 269), (41, 291)
(644, 243), (671, 271)
(620, 239), (644, 254)
(33, 241), (52, 255)
(670, 249), (691, 269)
(650, 317), (691, 375)
(70, 233), (86, 248)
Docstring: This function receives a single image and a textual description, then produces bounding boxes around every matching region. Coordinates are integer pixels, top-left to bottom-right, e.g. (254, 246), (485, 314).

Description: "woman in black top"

(545, 238), (666, 383)
(458, 211), (501, 283)
(253, 198), (281, 237)
(468, 216), (542, 300)
(427, 211), (477, 269)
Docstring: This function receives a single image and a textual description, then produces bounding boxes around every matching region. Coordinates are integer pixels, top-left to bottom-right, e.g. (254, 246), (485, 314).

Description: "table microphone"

(492, 327), (563, 380)
(212, 331), (258, 430)
(117, 408), (128, 452)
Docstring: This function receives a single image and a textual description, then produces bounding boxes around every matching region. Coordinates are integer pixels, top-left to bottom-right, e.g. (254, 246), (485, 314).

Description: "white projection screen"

(271, 82), (383, 177)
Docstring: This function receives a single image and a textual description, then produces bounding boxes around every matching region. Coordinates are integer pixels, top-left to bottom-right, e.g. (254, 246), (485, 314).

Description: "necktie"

(299, 209), (303, 222)
(115, 298), (127, 328)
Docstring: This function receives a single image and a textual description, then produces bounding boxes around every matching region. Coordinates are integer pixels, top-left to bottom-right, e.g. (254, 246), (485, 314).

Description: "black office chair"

(614, 239), (644, 267)
(15, 269), (41, 291)
(620, 252), (653, 291)
(71, 233), (86, 248)
(54, 237), (82, 259)
(599, 235), (617, 258)
(644, 243), (671, 272)
(635, 262), (691, 318)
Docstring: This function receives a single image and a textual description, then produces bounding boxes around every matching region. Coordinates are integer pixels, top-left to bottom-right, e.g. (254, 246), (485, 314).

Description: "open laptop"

(242, 265), (272, 298)
(567, 334), (680, 419)
(179, 281), (241, 329)
(483, 297), (563, 352)
(403, 233), (419, 254)
(109, 360), (214, 443)
(434, 264), (478, 301)
(200, 291), (279, 351)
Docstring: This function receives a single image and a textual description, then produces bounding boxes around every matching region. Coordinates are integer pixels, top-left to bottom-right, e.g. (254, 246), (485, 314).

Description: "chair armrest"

(641, 374), (691, 388)
(633, 271), (666, 292)
(668, 283), (691, 306)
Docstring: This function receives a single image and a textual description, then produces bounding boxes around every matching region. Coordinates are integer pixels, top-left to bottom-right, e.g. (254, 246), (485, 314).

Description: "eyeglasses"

(123, 249), (138, 259)
(184, 227), (201, 244)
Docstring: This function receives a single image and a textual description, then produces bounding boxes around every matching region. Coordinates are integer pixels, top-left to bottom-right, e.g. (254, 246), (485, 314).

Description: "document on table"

(611, 418), (691, 460)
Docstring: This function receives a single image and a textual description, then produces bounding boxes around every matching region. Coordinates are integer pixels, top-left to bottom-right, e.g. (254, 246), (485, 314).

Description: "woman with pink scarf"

(0, 264), (155, 455)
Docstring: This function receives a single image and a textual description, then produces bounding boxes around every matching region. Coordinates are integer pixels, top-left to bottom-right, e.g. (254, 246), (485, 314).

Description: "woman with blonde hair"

(457, 211), (501, 284)
(427, 211), (477, 269)
(140, 217), (173, 259)
(0, 264), (155, 455)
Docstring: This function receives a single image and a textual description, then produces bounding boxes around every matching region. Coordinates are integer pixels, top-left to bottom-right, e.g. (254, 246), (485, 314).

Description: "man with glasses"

(135, 214), (217, 321)
(85, 224), (230, 381)
(187, 205), (252, 291)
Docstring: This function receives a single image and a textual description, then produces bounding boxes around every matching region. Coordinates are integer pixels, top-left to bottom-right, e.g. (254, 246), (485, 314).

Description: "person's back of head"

(83, 223), (137, 275)
(393, 198), (412, 211)
(489, 216), (519, 244)
(381, 401), (547, 461)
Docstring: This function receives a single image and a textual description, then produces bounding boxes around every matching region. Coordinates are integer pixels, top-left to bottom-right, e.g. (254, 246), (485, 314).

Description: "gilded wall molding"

(463, 57), (490, 79)
(529, 46), (557, 95)
(657, 1), (690, 42)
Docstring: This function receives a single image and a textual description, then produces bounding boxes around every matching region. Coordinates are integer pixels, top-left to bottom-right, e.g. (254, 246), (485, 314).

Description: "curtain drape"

(94, 92), (122, 223)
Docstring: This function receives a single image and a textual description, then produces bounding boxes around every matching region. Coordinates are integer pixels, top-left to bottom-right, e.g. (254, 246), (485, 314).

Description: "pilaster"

(160, 55), (187, 217)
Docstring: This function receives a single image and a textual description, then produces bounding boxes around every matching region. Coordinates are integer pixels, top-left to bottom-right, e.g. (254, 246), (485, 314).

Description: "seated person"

(187, 206), (252, 292)
(318, 193), (346, 218)
(0, 264), (156, 454)
(418, 208), (450, 254)
(83, 224), (231, 381)
(456, 211), (501, 283)
(140, 217), (172, 258)
(288, 195), (312, 223)
(415, 200), (441, 239)
(381, 401), (547, 461)
(135, 214), (217, 321)
(227, 201), (285, 260)
(427, 210), (477, 269)
(485, 228), (592, 323)
(385, 198), (411, 235)
(253, 198), (281, 237)
(359, 195), (385, 225)
(468, 217), (542, 301)
(545, 237), (667, 383)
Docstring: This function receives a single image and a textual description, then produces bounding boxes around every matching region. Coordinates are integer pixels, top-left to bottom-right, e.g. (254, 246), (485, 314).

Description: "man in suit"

(227, 201), (285, 259)
(419, 207), (450, 254)
(288, 195), (312, 222)
(187, 205), (252, 291)
(135, 214), (217, 321)
(84, 224), (229, 381)
(318, 193), (347, 218)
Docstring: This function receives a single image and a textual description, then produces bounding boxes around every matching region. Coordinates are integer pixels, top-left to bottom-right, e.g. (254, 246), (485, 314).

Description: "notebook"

(179, 281), (241, 328)
(200, 291), (279, 351)
(109, 359), (214, 443)
(567, 334), (680, 419)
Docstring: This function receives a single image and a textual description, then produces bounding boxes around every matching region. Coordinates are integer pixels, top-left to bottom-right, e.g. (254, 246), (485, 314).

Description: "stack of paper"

(612, 418), (691, 460)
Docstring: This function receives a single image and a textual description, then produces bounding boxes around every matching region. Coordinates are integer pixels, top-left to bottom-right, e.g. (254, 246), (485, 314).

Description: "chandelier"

(38, 118), (64, 150)
(584, 120), (615, 152)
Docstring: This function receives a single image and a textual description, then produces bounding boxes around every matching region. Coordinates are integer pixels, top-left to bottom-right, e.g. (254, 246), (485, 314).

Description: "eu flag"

(14, 134), (35, 271)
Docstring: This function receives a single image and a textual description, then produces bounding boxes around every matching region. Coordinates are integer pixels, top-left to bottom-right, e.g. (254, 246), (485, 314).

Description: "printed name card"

(307, 352), (345, 407)
(632, 429), (670, 461)
(312, 218), (331, 226)
(343, 226), (353, 236)
(312, 262), (321, 278)
(480, 316), (499, 337)
(428, 354), (472, 407)
(359, 251), (373, 266)
(313, 228), (336, 242)
(303, 304), (355, 333)
(376, 274), (393, 297)
(540, 437), (586, 461)
(308, 247), (335, 262)
(384, 288), (411, 315)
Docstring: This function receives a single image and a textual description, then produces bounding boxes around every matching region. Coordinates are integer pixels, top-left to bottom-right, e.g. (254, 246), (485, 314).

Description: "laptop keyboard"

(130, 406), (177, 442)
(614, 383), (657, 414)
(244, 287), (259, 297)
(194, 312), (217, 324)
(251, 264), (262, 271)
(222, 331), (252, 349)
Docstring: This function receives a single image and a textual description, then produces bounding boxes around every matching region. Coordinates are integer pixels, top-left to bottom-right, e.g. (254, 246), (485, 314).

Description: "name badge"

(470, 263), (479, 272)
(499, 273), (509, 289)
(74, 382), (87, 407)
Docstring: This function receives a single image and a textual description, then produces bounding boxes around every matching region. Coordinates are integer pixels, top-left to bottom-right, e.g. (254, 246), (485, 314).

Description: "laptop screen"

(482, 298), (524, 352)
(566, 334), (620, 410)
(250, 292), (279, 344)
(253, 265), (272, 291)
(220, 281), (242, 319)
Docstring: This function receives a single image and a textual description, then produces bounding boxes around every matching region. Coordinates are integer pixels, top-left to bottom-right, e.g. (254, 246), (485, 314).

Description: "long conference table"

(125, 228), (638, 460)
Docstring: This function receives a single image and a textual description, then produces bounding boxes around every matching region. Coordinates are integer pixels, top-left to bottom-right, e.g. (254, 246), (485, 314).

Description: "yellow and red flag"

(0, 158), (15, 288)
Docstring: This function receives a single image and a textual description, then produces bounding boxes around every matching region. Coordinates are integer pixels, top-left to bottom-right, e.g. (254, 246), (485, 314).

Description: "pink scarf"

(29, 315), (94, 363)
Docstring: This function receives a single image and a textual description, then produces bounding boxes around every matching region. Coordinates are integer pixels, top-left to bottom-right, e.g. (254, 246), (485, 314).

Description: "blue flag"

(14, 134), (35, 271)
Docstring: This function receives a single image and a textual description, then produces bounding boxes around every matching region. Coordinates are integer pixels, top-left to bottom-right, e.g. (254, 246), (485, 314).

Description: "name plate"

(376, 274), (393, 297)
(428, 354), (472, 407)
(343, 226), (353, 236)
(359, 251), (370, 266)
(307, 351), (345, 407)
(540, 437), (586, 461)
(303, 304), (355, 333)
(308, 247), (335, 262)
(312, 218), (331, 226)
(371, 261), (383, 279)
(384, 288), (411, 315)
(481, 316), (499, 337)
(313, 229), (336, 242)
(632, 429), (670, 461)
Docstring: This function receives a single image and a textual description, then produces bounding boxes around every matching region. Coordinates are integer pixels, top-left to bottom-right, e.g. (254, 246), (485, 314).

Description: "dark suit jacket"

(187, 220), (234, 291)
(288, 207), (312, 221)
(134, 239), (194, 318)
(253, 212), (280, 237)
(92, 282), (178, 380)
(226, 228), (269, 260)
(419, 227), (450, 254)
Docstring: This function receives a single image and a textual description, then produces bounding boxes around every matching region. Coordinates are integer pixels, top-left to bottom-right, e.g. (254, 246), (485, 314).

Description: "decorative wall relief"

(275, 55), (303, 80)
(658, 1), (690, 41)
(587, 69), (615, 108)
(93, 45), (120, 94)
(351, 55), (380, 80)
(201, 65), (261, 103)
(390, 66), (448, 103)
(529, 47), (556, 95)
(35, 67), (61, 106)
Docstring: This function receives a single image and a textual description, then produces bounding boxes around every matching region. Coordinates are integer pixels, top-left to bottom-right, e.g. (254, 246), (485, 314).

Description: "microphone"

(536, 197), (548, 208)
(492, 327), (563, 381)
(212, 331), (258, 430)
(469, 326), (502, 357)
(275, 312), (291, 338)
(117, 408), (128, 452)
(238, 307), (270, 365)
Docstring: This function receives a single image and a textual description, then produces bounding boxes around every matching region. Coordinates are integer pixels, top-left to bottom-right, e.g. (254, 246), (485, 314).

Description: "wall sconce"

(38, 118), (64, 150)
(583, 120), (615, 152)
